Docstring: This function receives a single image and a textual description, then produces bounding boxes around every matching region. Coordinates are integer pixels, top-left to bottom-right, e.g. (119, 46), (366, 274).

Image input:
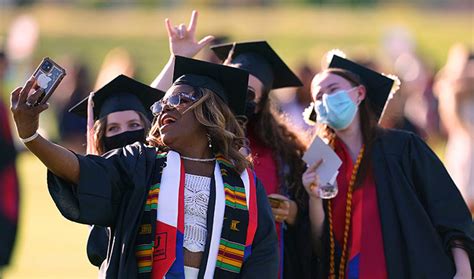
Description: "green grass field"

(1, 3), (470, 278)
(1, 4), (472, 83)
(4, 152), (97, 278)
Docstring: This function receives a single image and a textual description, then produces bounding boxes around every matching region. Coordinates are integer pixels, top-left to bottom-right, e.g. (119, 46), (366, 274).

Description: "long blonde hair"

(147, 87), (250, 173)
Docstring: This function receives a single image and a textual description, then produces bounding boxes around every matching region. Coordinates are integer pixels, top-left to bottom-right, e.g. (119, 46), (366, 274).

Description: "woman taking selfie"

(11, 56), (278, 278)
(302, 53), (473, 279)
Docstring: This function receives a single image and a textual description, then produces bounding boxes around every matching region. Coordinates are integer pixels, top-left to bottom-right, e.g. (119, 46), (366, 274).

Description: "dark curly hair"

(248, 88), (309, 211)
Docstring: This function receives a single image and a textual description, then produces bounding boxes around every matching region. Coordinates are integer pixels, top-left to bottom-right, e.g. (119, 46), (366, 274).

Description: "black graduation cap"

(210, 41), (303, 90)
(172, 55), (249, 115)
(329, 55), (395, 120)
(69, 74), (164, 120)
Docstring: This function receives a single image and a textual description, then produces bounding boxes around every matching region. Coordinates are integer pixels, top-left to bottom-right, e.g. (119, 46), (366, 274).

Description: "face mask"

(103, 129), (146, 152)
(314, 88), (358, 130)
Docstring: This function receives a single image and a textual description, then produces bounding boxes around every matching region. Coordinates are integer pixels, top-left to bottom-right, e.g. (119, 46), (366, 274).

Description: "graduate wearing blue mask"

(303, 53), (473, 279)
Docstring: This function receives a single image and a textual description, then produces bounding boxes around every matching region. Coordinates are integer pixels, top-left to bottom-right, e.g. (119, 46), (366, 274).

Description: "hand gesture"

(10, 77), (49, 139)
(302, 159), (323, 200)
(165, 10), (214, 58)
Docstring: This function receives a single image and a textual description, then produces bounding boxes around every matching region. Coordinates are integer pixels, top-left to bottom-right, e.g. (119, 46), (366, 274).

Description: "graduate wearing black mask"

(69, 74), (164, 267)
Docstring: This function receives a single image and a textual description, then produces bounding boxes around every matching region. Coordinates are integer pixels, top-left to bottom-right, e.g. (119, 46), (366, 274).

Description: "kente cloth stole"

(135, 151), (258, 279)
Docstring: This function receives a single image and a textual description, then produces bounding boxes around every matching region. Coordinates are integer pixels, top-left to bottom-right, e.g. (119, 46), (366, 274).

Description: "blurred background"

(0, 0), (472, 278)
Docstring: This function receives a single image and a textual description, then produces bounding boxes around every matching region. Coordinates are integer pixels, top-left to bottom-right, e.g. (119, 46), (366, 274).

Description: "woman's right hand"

(165, 10), (214, 58)
(10, 77), (49, 139)
(302, 159), (323, 200)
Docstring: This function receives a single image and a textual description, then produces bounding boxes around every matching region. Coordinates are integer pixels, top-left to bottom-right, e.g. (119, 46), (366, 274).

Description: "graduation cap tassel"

(86, 92), (98, 155)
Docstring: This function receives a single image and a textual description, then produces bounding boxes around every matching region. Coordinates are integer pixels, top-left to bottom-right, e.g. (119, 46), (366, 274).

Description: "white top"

(184, 266), (200, 279)
(184, 173), (211, 252)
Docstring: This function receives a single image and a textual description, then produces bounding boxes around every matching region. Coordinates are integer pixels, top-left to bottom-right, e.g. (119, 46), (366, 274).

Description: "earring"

(207, 133), (212, 149)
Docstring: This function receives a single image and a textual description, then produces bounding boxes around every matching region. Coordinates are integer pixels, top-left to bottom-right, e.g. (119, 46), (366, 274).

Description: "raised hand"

(165, 10), (214, 58)
(10, 77), (49, 139)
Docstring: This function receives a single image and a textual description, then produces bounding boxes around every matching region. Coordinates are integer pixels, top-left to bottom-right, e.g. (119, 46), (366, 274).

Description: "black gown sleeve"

(407, 133), (474, 262)
(86, 225), (110, 267)
(240, 178), (279, 278)
(47, 144), (143, 227)
(283, 204), (317, 279)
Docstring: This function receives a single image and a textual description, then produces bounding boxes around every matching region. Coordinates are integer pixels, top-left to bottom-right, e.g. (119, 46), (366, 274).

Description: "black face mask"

(103, 129), (146, 152)
(245, 100), (257, 120)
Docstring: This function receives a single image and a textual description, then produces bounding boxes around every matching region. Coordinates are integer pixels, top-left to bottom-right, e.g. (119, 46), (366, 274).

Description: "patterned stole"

(135, 151), (258, 279)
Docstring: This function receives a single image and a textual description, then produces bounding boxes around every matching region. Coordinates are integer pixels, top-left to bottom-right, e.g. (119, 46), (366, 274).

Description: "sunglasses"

(150, 91), (210, 116)
(150, 92), (197, 116)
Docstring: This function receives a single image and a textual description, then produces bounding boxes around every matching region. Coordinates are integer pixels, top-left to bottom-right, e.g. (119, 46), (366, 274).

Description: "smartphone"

(31, 57), (66, 105)
(268, 197), (284, 208)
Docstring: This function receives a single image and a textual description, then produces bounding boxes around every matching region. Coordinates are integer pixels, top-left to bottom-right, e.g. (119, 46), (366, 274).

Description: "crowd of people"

(1, 9), (473, 279)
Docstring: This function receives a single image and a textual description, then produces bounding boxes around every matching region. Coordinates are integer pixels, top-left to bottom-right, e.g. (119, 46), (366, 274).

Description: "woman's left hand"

(268, 193), (298, 225)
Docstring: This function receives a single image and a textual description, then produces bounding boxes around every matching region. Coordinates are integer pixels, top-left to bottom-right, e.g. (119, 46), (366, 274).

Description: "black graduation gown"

(86, 225), (110, 267)
(47, 143), (278, 278)
(283, 207), (318, 279)
(318, 129), (474, 279)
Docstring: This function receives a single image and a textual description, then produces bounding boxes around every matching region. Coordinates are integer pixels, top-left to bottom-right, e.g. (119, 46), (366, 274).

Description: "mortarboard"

(172, 55), (249, 116)
(304, 54), (397, 124)
(69, 74), (164, 121)
(210, 41), (302, 90)
(329, 55), (395, 120)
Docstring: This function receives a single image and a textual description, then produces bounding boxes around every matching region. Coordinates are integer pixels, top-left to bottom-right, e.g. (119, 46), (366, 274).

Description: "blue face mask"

(314, 88), (358, 130)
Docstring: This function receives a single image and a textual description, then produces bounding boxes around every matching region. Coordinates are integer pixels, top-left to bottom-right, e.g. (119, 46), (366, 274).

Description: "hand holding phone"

(30, 57), (66, 106)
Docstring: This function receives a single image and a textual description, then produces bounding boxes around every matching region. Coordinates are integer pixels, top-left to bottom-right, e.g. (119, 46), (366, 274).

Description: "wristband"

(21, 131), (39, 144)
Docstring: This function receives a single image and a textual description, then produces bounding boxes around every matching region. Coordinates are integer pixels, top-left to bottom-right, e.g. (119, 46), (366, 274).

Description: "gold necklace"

(328, 145), (365, 279)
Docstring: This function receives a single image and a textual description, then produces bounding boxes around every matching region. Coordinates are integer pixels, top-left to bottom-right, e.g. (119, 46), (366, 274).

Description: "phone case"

(31, 57), (66, 105)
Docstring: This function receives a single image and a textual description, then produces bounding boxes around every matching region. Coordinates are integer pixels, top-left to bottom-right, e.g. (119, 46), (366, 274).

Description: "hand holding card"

(303, 136), (342, 199)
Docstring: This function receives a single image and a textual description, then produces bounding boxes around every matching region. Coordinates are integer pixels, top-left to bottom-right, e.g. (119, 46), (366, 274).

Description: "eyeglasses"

(150, 92), (198, 116)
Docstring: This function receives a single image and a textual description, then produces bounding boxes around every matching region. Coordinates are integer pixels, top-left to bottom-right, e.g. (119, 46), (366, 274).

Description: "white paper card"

(303, 136), (342, 186)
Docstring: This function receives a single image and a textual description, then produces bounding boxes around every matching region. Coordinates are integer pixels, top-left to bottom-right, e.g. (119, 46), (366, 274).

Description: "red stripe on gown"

(152, 161), (185, 278)
(248, 129), (282, 277)
(245, 169), (258, 247)
(0, 101), (19, 222)
(248, 130), (279, 196)
(0, 165), (18, 222)
(332, 139), (387, 279)
(359, 171), (387, 279)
